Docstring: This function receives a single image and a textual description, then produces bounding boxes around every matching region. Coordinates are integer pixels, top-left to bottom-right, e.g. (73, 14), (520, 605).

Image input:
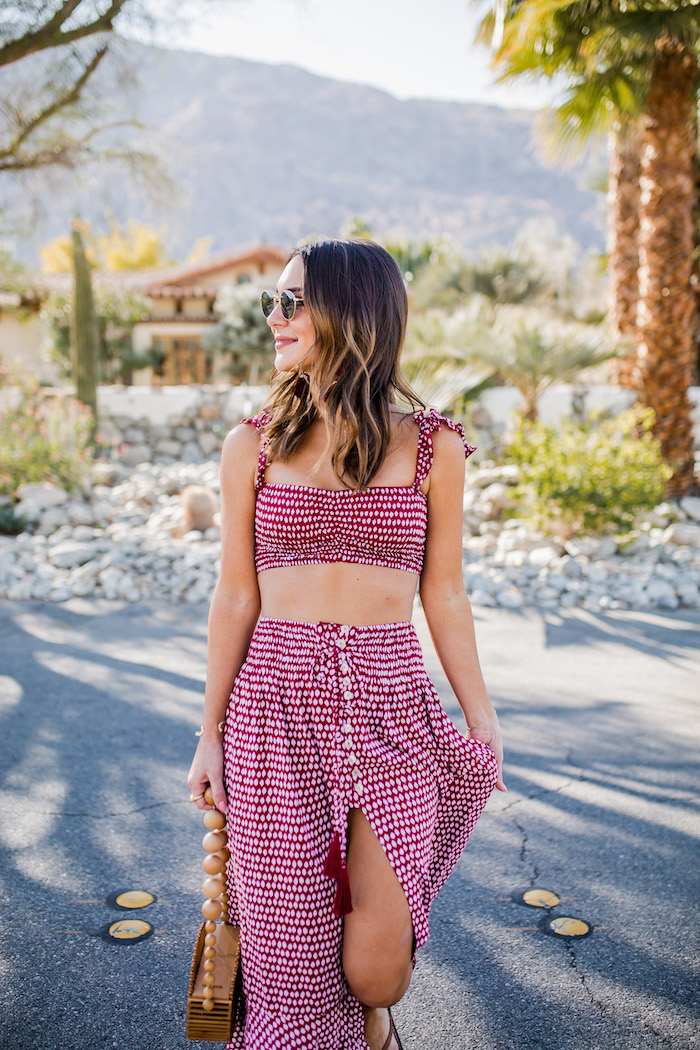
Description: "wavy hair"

(262, 239), (425, 489)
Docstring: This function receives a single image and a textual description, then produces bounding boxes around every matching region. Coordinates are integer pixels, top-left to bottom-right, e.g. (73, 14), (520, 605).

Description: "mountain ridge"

(7, 42), (603, 263)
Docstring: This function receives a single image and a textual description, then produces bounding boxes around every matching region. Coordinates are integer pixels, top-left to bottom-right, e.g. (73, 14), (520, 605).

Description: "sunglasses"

(260, 289), (305, 320)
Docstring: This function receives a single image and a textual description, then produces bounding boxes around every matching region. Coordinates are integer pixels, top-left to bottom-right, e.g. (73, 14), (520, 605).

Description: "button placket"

(329, 627), (364, 799)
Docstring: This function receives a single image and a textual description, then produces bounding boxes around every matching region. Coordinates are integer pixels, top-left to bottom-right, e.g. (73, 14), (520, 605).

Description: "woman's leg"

(343, 808), (414, 1049)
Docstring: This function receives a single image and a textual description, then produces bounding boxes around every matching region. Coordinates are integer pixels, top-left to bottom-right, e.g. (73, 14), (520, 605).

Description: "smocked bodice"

(241, 408), (475, 575)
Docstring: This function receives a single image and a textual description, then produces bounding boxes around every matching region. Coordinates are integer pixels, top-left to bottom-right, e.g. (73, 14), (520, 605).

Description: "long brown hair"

(262, 239), (425, 489)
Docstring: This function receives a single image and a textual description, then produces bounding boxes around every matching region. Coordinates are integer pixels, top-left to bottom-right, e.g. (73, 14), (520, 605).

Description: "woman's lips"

(275, 338), (296, 350)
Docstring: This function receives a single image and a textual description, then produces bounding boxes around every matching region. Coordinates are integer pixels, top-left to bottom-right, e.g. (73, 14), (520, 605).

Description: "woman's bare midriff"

(258, 562), (419, 625)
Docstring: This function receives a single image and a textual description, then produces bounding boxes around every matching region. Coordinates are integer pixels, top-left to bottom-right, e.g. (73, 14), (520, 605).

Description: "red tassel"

(323, 831), (342, 879)
(324, 831), (354, 916)
(332, 864), (353, 917)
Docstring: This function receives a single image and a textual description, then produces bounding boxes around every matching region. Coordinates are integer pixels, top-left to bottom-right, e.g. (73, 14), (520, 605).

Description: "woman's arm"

(187, 423), (262, 812)
(419, 426), (506, 792)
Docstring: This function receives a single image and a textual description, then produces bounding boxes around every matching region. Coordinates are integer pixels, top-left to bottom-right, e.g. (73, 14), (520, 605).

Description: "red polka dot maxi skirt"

(222, 617), (498, 1050)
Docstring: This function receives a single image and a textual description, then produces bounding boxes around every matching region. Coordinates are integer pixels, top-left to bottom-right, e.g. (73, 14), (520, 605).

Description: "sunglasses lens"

(260, 291), (274, 317)
(280, 291), (296, 320)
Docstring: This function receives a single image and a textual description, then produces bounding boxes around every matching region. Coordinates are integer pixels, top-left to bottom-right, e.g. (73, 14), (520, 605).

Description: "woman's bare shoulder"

(220, 422), (263, 487)
(222, 420), (264, 453)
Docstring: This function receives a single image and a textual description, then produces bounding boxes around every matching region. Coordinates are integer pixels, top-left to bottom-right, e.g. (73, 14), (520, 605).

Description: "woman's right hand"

(187, 735), (227, 813)
(469, 720), (506, 793)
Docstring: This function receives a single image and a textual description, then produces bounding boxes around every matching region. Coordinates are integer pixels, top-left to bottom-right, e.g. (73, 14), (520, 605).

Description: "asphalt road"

(0, 599), (698, 1050)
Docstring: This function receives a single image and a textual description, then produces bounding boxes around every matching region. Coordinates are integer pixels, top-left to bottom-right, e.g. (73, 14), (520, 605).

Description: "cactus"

(70, 221), (98, 440)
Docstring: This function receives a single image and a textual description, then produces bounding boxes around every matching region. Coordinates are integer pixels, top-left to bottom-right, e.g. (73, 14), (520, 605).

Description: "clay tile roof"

(156, 243), (286, 288)
(18, 242), (286, 298)
(146, 285), (218, 298)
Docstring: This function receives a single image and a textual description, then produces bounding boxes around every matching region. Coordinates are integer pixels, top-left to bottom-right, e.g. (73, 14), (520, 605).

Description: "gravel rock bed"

(1, 461), (699, 610)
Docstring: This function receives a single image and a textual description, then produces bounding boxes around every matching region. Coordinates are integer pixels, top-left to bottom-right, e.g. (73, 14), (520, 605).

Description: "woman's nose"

(266, 299), (288, 327)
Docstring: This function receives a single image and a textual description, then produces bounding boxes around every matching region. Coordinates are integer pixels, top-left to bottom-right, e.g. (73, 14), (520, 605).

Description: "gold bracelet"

(194, 721), (225, 737)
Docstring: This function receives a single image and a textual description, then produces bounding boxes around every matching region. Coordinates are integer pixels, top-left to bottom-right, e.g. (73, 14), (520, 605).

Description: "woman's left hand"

(469, 721), (506, 792)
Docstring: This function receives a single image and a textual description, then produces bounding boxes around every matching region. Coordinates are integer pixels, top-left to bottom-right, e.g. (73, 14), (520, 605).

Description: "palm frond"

(535, 77), (622, 163)
(406, 361), (495, 414)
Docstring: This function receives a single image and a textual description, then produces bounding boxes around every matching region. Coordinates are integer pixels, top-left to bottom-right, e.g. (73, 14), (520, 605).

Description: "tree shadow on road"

(0, 599), (214, 1050)
(419, 607), (700, 1050)
(1, 600), (698, 1050)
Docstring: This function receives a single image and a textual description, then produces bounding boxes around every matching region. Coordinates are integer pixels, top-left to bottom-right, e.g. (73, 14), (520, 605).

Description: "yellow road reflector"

(522, 888), (560, 909)
(546, 916), (591, 938)
(106, 919), (153, 943)
(106, 888), (157, 911)
(114, 890), (155, 910)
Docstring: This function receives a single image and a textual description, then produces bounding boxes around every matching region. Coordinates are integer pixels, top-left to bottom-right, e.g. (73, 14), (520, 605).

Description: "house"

(131, 243), (286, 385)
(0, 242), (286, 386)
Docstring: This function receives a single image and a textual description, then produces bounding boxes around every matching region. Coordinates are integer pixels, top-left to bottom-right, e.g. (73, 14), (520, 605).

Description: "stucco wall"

(0, 313), (61, 384)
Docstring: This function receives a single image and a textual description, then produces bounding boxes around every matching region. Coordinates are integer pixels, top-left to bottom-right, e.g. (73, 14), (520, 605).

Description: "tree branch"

(0, 120), (140, 172)
(0, 0), (129, 68)
(33, 1), (86, 37)
(2, 46), (108, 159)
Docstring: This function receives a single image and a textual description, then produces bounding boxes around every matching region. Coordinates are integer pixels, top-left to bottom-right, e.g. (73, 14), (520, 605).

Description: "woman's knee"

(343, 951), (412, 1008)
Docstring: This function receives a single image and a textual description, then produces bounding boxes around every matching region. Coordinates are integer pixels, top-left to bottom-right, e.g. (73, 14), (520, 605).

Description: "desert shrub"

(0, 504), (26, 535)
(505, 408), (671, 535)
(41, 288), (151, 383)
(0, 366), (94, 497)
(203, 284), (275, 384)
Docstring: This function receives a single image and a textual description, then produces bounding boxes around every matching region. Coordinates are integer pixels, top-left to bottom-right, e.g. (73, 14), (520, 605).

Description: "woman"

(188, 239), (505, 1050)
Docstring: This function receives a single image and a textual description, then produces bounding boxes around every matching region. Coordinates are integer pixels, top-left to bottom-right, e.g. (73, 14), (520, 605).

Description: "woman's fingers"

(210, 776), (227, 814)
(469, 723), (507, 793)
(188, 741), (228, 813)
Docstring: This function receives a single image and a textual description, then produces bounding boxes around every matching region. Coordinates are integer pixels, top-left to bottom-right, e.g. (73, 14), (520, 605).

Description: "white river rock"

(2, 458), (700, 612)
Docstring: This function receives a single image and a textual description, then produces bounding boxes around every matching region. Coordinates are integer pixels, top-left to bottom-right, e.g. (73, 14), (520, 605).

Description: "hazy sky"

(140, 0), (559, 109)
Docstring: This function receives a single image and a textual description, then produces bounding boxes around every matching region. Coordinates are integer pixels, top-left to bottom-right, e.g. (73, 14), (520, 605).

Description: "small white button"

(337, 640), (347, 650)
(343, 722), (352, 733)
(343, 676), (352, 688)
(340, 660), (349, 673)
(340, 624), (351, 635)
(351, 768), (361, 780)
(348, 753), (358, 765)
(343, 690), (353, 700)
(354, 782), (364, 795)
(343, 738), (352, 750)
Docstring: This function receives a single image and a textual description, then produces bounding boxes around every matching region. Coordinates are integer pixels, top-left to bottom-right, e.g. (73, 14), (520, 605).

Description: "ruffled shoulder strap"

(413, 407), (476, 487)
(241, 411), (271, 491)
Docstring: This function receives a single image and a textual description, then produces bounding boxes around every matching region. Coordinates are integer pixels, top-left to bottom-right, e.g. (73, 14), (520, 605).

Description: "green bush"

(41, 287), (150, 384)
(505, 408), (671, 535)
(0, 366), (94, 497)
(0, 504), (26, 535)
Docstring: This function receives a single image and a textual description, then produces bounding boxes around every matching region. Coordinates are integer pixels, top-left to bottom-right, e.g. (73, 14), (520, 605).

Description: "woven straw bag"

(186, 793), (244, 1041)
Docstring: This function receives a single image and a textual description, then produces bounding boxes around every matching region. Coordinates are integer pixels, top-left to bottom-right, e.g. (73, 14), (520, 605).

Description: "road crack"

(566, 942), (607, 1017)
(512, 815), (539, 885)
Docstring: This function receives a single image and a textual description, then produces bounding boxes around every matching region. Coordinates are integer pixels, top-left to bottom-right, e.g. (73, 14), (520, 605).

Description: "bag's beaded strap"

(199, 787), (231, 1012)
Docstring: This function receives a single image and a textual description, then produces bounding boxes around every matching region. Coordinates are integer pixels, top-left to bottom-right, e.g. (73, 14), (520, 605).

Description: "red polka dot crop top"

(241, 407), (476, 576)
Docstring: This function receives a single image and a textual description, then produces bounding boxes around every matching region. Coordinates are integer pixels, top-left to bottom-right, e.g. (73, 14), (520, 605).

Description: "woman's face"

(266, 255), (317, 373)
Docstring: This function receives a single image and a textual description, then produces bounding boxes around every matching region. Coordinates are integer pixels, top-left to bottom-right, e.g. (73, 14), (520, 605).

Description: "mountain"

(6, 43), (603, 263)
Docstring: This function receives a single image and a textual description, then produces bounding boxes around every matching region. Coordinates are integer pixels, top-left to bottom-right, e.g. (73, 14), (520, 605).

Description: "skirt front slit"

(222, 617), (497, 1050)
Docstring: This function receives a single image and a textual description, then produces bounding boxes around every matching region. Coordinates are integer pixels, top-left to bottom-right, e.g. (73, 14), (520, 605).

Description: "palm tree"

(464, 320), (617, 421)
(636, 35), (697, 493)
(402, 304), (496, 412)
(606, 116), (642, 384)
(478, 0), (700, 494)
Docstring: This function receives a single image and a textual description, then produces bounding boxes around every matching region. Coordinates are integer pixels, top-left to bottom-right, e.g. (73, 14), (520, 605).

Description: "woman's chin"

(275, 350), (311, 373)
(274, 353), (292, 373)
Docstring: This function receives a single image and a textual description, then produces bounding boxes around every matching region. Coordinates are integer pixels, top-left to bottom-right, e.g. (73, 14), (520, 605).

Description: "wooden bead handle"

(199, 786), (230, 1010)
